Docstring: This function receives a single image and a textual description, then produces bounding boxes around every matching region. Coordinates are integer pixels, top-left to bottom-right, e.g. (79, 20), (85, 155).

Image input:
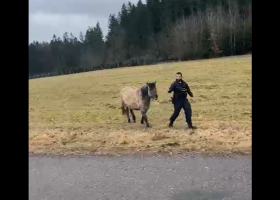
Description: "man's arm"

(185, 82), (193, 97)
(168, 82), (175, 93)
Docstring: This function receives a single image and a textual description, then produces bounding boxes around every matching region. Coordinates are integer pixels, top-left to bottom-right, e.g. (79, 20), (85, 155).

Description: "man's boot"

(168, 120), (173, 127)
(186, 121), (194, 132)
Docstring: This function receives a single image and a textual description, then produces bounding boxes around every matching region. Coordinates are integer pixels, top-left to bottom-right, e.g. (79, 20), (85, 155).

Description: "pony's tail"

(121, 100), (127, 115)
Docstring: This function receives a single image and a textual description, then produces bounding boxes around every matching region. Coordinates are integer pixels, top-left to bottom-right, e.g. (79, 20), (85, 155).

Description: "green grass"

(29, 55), (252, 155)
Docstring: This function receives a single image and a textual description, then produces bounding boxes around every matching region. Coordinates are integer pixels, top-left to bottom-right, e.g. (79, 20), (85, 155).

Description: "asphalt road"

(29, 155), (251, 200)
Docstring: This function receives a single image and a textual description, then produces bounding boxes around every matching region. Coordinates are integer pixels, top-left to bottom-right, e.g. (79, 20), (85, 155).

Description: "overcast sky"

(29, 0), (139, 43)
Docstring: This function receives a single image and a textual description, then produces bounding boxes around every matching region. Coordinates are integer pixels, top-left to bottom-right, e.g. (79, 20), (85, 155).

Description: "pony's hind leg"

(126, 109), (131, 123)
(130, 109), (136, 123)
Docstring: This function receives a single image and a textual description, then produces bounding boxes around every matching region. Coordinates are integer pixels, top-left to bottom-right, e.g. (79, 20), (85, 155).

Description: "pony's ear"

(154, 81), (156, 84)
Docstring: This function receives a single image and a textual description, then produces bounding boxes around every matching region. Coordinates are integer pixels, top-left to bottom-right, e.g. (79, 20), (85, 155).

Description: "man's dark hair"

(176, 72), (182, 76)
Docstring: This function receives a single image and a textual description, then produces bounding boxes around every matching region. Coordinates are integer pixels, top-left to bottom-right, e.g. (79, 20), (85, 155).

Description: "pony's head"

(146, 81), (158, 100)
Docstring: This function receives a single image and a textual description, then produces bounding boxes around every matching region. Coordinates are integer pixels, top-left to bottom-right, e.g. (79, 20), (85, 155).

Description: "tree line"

(29, 0), (252, 79)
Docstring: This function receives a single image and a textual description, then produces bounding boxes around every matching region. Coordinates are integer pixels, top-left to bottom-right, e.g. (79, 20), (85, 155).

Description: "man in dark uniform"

(168, 72), (194, 130)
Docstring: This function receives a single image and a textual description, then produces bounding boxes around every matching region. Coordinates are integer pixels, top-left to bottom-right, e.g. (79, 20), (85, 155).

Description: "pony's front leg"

(141, 111), (149, 127)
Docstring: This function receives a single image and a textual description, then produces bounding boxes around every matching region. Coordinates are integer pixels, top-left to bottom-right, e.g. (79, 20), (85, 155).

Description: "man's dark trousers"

(169, 99), (193, 128)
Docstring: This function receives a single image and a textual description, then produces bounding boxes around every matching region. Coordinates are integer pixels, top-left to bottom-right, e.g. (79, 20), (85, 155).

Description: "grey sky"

(29, 0), (138, 43)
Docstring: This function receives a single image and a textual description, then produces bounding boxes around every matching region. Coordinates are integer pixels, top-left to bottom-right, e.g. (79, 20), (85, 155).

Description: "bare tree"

(227, 0), (240, 55)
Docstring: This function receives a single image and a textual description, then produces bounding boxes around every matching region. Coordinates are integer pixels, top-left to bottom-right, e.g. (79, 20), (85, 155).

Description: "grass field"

(29, 55), (252, 155)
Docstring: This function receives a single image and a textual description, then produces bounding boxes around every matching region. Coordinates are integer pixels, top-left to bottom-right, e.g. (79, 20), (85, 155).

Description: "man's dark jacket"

(168, 80), (193, 103)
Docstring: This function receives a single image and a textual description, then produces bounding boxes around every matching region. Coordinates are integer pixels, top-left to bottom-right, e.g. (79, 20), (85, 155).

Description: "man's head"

(176, 72), (182, 81)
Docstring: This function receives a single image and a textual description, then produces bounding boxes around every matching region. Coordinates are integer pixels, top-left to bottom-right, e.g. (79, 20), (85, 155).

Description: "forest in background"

(29, 0), (252, 78)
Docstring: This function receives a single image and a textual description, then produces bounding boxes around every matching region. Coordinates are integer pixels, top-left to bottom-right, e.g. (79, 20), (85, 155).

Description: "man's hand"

(189, 97), (194, 102)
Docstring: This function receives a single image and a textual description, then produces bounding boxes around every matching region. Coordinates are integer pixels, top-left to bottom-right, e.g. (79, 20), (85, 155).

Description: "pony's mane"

(140, 85), (149, 98)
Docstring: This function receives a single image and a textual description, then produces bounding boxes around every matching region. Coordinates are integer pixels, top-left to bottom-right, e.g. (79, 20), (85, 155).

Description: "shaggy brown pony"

(120, 82), (158, 127)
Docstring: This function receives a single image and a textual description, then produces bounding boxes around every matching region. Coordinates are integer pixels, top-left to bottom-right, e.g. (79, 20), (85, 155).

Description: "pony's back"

(120, 86), (141, 110)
